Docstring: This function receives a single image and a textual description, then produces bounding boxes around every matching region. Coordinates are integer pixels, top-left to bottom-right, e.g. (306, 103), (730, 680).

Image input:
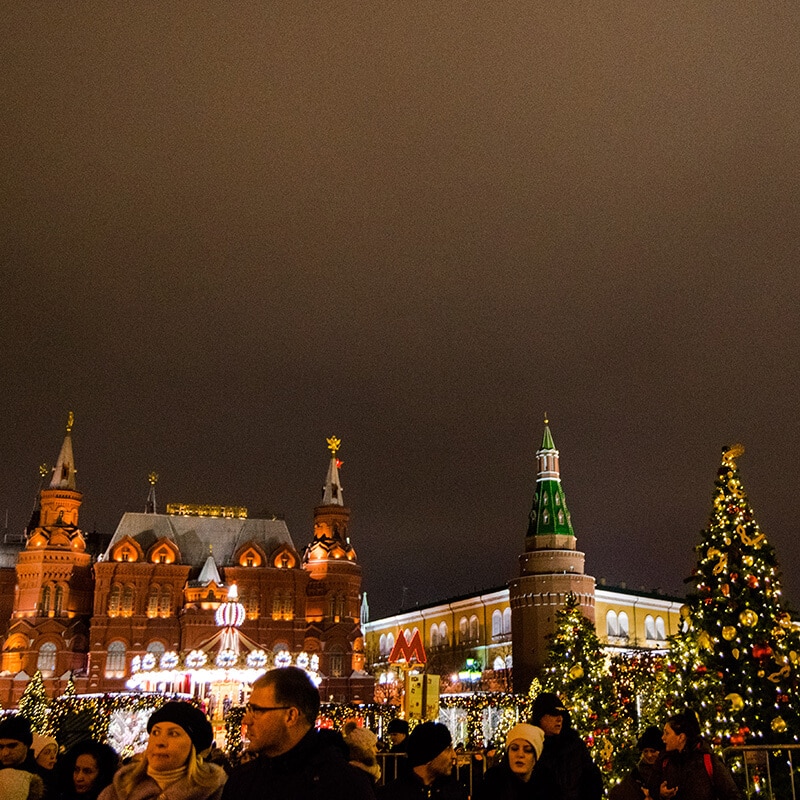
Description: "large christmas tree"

(669, 444), (800, 744)
(539, 593), (632, 778)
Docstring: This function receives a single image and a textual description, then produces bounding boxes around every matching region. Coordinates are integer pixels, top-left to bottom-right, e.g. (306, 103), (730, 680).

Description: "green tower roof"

(526, 420), (575, 538)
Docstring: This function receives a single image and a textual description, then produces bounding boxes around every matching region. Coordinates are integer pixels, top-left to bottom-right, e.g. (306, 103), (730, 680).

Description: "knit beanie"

(31, 733), (58, 759)
(147, 702), (213, 753)
(505, 723), (545, 759)
(346, 726), (378, 757)
(530, 693), (566, 725)
(387, 718), (409, 735)
(0, 716), (33, 747)
(406, 722), (452, 767)
(637, 726), (663, 751)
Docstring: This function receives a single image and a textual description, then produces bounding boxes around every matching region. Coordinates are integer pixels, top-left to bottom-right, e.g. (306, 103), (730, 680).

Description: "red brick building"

(0, 420), (372, 705)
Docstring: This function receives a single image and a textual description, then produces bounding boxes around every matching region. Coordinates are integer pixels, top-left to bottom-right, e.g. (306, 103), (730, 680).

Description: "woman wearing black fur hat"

(98, 702), (226, 800)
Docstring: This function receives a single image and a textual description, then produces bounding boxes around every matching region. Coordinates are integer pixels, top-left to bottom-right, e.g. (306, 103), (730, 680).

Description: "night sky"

(3, 4), (800, 620)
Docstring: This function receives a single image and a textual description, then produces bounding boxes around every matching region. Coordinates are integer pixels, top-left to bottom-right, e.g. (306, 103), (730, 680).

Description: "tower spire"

(145, 472), (158, 514)
(321, 436), (344, 506)
(50, 411), (77, 490)
(527, 417), (574, 538)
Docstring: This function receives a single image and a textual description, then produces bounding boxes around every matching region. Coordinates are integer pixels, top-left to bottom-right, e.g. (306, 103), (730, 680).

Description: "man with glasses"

(221, 666), (375, 799)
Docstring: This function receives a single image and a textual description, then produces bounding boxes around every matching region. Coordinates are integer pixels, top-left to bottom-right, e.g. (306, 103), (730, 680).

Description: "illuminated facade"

(0, 419), (371, 705)
(364, 422), (683, 696)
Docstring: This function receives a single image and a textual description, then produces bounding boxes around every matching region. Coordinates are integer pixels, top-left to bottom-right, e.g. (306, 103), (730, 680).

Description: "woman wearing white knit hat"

(473, 723), (548, 799)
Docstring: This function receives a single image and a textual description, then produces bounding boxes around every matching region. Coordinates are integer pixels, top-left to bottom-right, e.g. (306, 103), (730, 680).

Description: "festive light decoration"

(664, 444), (800, 745)
(539, 593), (632, 788)
(18, 670), (49, 733)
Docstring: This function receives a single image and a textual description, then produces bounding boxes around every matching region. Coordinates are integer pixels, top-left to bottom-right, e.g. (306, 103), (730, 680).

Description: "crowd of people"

(0, 671), (744, 800)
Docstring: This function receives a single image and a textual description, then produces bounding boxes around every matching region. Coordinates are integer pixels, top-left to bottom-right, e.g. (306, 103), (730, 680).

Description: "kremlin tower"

(509, 419), (596, 691)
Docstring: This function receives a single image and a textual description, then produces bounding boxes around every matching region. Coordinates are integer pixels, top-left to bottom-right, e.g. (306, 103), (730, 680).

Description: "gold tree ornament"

(725, 693), (745, 712)
(568, 664), (584, 680)
(771, 716), (787, 733)
(721, 443), (745, 468)
(326, 436), (342, 455)
(66, 411), (75, 433)
(722, 626), (737, 641)
(739, 609), (758, 627)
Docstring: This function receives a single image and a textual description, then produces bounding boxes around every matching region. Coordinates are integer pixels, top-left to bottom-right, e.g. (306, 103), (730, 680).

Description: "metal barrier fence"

(723, 744), (800, 800)
(376, 751), (488, 794)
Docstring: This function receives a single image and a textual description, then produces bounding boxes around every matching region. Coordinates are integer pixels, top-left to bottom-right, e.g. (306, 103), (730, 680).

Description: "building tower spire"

(509, 416), (596, 691)
(321, 436), (344, 506)
(50, 411), (77, 490)
(526, 416), (575, 541)
(145, 472), (158, 514)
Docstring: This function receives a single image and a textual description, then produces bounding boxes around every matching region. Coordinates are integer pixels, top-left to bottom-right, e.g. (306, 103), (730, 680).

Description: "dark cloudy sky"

(3, 3), (800, 619)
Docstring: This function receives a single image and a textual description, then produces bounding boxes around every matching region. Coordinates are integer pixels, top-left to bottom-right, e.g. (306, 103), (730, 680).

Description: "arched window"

(246, 589), (260, 619)
(618, 612), (629, 638)
(328, 647), (345, 678)
(645, 615), (656, 640)
(492, 610), (502, 638)
(655, 616), (666, 640)
(106, 641), (126, 677)
(502, 608), (512, 635)
(53, 585), (64, 617)
(430, 627), (440, 648)
(459, 617), (468, 644)
(493, 656), (506, 671)
(40, 585), (51, 616)
(159, 585), (172, 618)
(121, 585), (134, 616)
(439, 622), (448, 644)
(147, 585), (160, 618)
(386, 632), (395, 655)
(379, 634), (387, 656)
(606, 610), (619, 638)
(147, 641), (166, 660)
(37, 642), (57, 673)
(469, 615), (479, 641)
(107, 584), (121, 617)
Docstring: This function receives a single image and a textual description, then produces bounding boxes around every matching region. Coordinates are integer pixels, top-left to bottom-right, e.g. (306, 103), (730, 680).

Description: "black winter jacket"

(377, 772), (468, 800)
(221, 728), (376, 800)
(646, 742), (742, 800)
(531, 729), (603, 800)
(472, 762), (550, 800)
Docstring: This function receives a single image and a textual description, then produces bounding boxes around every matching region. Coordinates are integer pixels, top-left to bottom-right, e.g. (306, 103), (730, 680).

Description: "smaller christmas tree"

(18, 670), (49, 733)
(539, 593), (632, 780)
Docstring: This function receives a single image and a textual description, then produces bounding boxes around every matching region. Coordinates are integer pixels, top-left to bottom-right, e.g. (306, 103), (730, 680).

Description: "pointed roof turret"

(50, 412), (77, 490)
(527, 416), (575, 538)
(198, 547), (223, 586)
(321, 436), (344, 506)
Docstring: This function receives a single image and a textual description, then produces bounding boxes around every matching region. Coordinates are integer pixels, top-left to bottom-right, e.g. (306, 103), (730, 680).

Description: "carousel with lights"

(126, 584), (322, 714)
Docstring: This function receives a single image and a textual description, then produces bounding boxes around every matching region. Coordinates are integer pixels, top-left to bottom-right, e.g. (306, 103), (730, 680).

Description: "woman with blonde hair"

(98, 702), (226, 800)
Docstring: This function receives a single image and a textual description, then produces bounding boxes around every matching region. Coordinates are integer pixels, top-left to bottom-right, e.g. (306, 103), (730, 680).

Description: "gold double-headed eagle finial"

(66, 411), (74, 434)
(148, 472), (159, 486)
(326, 436), (342, 455)
(39, 463), (49, 479)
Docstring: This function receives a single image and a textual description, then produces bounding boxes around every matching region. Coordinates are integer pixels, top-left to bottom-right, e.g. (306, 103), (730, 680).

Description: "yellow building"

(364, 422), (683, 696)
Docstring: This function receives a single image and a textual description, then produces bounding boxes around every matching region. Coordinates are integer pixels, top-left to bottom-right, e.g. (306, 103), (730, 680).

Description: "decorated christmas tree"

(18, 670), (49, 733)
(668, 444), (800, 744)
(539, 593), (632, 777)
